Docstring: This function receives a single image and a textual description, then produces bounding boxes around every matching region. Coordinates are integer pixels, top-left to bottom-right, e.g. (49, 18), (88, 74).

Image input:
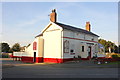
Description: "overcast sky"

(2, 2), (118, 47)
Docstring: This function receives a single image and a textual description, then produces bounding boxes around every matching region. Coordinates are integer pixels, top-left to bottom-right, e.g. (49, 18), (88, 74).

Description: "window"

(33, 42), (37, 50)
(64, 40), (69, 53)
(76, 32), (79, 35)
(95, 44), (98, 53)
(92, 38), (94, 41)
(70, 49), (74, 53)
(82, 46), (84, 52)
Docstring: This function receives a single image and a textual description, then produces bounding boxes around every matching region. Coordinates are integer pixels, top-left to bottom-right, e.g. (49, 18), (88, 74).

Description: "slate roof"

(55, 22), (99, 37)
(36, 22), (99, 37)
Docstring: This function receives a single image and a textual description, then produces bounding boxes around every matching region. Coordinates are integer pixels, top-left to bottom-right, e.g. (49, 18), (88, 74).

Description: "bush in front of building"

(2, 55), (9, 58)
(117, 54), (120, 57)
(111, 54), (118, 58)
(111, 54), (120, 61)
(2, 53), (10, 58)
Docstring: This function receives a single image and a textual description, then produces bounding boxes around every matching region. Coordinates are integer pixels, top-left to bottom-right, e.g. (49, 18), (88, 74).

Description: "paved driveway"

(1, 58), (119, 78)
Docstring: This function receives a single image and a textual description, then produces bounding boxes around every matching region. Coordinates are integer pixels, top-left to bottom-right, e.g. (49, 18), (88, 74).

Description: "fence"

(13, 52), (30, 57)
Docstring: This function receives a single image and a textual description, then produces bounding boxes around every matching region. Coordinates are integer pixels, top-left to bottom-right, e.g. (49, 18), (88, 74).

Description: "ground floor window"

(64, 40), (69, 53)
(95, 44), (98, 53)
(82, 46), (84, 52)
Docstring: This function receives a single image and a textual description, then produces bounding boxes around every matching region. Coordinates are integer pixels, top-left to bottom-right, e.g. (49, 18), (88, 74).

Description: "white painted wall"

(63, 29), (98, 59)
(37, 36), (44, 57)
(25, 38), (37, 57)
(23, 36), (43, 57)
(43, 23), (63, 58)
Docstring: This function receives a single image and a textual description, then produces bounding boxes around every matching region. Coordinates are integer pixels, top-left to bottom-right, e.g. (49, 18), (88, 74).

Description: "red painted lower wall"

(81, 56), (91, 60)
(81, 58), (89, 60)
(44, 58), (63, 63)
(21, 56), (34, 63)
(12, 56), (92, 63)
(36, 57), (43, 63)
(44, 58), (75, 63)
(12, 56), (43, 63)
(13, 57), (81, 63)
(63, 58), (74, 62)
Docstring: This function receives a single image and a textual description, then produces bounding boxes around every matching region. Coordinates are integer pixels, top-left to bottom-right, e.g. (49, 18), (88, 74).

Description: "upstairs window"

(33, 42), (37, 50)
(64, 40), (69, 53)
(92, 38), (94, 41)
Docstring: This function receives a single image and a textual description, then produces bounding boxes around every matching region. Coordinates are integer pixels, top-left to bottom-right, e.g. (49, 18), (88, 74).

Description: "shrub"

(117, 54), (120, 57)
(111, 55), (118, 58)
(2, 53), (9, 58)
(2, 55), (9, 58)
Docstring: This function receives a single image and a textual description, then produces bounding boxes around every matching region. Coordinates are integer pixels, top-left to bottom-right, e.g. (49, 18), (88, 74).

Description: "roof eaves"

(35, 33), (43, 38)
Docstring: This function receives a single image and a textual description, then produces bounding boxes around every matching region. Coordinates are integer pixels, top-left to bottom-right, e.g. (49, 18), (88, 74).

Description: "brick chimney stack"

(50, 9), (57, 23)
(85, 22), (91, 31)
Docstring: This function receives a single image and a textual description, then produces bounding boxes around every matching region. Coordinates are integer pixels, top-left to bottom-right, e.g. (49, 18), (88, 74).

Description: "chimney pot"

(85, 21), (91, 31)
(86, 22), (90, 24)
(50, 9), (57, 22)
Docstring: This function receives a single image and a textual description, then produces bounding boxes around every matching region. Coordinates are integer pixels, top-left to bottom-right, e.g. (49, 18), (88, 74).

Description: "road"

(1, 58), (120, 78)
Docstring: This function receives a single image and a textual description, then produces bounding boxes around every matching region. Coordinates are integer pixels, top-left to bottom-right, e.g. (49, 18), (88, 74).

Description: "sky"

(1, 2), (118, 47)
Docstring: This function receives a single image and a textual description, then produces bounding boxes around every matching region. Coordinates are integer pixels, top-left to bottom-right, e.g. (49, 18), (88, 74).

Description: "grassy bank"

(101, 61), (120, 65)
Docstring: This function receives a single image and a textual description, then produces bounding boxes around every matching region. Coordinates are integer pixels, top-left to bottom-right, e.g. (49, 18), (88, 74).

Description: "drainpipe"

(61, 30), (63, 63)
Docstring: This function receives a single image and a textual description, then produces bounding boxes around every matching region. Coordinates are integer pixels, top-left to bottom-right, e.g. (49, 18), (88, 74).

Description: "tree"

(1, 43), (10, 53)
(9, 48), (13, 53)
(114, 45), (119, 53)
(12, 43), (21, 52)
(98, 39), (118, 53)
(98, 39), (108, 52)
(118, 45), (120, 53)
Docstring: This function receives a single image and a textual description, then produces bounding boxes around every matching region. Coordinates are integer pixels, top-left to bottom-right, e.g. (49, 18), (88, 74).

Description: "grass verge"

(101, 61), (120, 65)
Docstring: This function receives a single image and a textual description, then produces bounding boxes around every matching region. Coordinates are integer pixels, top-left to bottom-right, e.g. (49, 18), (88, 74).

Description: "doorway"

(88, 46), (91, 59)
(34, 52), (36, 62)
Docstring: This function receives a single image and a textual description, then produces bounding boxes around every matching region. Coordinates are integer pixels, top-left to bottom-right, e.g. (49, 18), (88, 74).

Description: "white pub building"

(13, 9), (101, 63)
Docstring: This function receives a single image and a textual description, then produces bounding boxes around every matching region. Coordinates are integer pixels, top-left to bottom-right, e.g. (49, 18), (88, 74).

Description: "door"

(34, 52), (36, 62)
(88, 46), (91, 59)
